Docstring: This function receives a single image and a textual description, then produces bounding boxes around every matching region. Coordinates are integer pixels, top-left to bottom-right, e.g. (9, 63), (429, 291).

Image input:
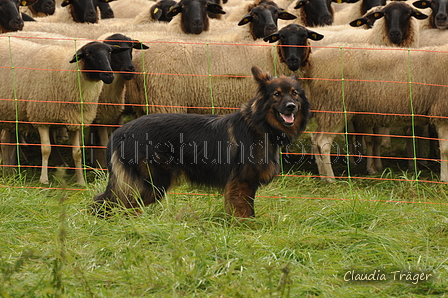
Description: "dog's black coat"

(93, 66), (310, 218)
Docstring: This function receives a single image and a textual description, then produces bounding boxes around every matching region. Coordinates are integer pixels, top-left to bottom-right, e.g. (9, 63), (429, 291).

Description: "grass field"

(1, 161), (448, 297)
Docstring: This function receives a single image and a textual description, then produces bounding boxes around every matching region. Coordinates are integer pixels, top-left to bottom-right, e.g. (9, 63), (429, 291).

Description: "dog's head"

(245, 66), (311, 142)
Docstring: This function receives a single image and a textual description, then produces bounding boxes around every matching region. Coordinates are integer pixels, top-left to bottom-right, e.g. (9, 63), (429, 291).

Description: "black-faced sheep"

(290, 0), (336, 27)
(20, 0), (56, 17)
(333, 0), (386, 26)
(413, 0), (448, 29)
(132, 0), (178, 23)
(0, 0), (38, 33)
(306, 43), (448, 182)
(165, 0), (226, 34)
(125, 24), (324, 117)
(47, 0), (101, 23)
(314, 2), (428, 48)
(89, 33), (149, 169)
(0, 37), (125, 184)
(237, 0), (297, 40)
(94, 0), (114, 19)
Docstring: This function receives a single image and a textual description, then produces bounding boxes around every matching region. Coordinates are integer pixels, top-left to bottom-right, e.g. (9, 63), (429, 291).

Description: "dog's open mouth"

(279, 112), (295, 126)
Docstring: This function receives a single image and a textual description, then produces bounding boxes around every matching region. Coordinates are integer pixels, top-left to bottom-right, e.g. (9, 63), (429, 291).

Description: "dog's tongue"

(281, 113), (295, 124)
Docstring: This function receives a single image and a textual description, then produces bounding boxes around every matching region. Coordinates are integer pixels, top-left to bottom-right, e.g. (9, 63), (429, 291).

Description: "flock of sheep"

(0, 0), (448, 185)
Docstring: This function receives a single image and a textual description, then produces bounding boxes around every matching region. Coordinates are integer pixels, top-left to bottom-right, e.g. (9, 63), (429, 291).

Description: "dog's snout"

(285, 102), (296, 111)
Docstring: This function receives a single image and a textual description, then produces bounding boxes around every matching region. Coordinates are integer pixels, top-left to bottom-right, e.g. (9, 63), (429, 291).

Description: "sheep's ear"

(238, 14), (252, 26)
(294, 0), (310, 9)
(132, 41), (149, 50)
(151, 6), (163, 20)
(413, 0), (432, 9)
(166, 3), (182, 17)
(110, 45), (132, 54)
(278, 9), (297, 20)
(251, 66), (272, 86)
(21, 12), (36, 21)
(307, 30), (324, 41)
(263, 32), (281, 43)
(349, 17), (368, 27)
(368, 11), (384, 21)
(61, 0), (73, 7)
(411, 9), (428, 19)
(207, 3), (226, 15)
(69, 50), (84, 63)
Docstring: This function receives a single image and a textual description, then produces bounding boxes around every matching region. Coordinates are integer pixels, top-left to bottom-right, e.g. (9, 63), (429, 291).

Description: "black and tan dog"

(92, 66), (311, 218)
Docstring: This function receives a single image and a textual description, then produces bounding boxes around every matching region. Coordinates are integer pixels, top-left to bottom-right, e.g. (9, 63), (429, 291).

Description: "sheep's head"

(150, 0), (177, 22)
(413, 0), (448, 29)
(166, 0), (225, 34)
(294, 0), (334, 27)
(0, 0), (38, 32)
(102, 33), (150, 80)
(238, 2), (296, 40)
(351, 2), (428, 45)
(62, 0), (99, 23)
(263, 24), (324, 71)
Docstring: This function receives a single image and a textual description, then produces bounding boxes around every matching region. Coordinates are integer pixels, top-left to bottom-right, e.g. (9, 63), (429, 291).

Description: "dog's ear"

(251, 66), (273, 86)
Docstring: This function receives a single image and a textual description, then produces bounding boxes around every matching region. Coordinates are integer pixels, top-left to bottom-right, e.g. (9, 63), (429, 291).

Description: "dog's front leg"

(224, 180), (257, 218)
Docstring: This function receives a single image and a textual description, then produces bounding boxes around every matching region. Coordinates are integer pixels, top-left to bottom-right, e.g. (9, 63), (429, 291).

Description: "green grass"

(1, 168), (448, 297)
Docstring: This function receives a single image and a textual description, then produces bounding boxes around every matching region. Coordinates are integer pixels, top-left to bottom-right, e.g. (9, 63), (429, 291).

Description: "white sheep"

(311, 1), (428, 48)
(306, 42), (448, 182)
(43, 0), (100, 23)
(89, 33), (149, 169)
(333, 0), (386, 26)
(0, 36), (122, 185)
(125, 25), (324, 117)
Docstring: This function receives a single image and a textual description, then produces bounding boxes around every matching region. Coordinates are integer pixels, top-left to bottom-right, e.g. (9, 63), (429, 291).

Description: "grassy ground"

(1, 164), (448, 297)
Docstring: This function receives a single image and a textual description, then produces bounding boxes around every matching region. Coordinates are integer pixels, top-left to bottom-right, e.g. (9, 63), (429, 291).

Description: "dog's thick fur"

(92, 66), (311, 218)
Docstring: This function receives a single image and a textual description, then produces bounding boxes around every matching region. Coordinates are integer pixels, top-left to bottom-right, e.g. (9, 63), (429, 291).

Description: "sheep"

(305, 42), (448, 182)
(289, 0), (335, 27)
(235, 0), (297, 40)
(311, 2), (428, 48)
(0, 0), (38, 33)
(0, 37), (125, 184)
(94, 0), (114, 19)
(125, 24), (324, 117)
(208, 0), (227, 19)
(20, 0), (56, 17)
(413, 0), (448, 29)
(89, 33), (150, 169)
(132, 0), (179, 24)
(44, 0), (101, 23)
(163, 0), (226, 34)
(333, 0), (386, 26)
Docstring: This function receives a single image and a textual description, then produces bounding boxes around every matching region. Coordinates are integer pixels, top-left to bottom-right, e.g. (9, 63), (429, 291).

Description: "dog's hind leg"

(139, 162), (178, 204)
(224, 180), (257, 218)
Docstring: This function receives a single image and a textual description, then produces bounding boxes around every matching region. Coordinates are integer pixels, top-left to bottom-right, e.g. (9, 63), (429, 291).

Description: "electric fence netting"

(1, 34), (448, 207)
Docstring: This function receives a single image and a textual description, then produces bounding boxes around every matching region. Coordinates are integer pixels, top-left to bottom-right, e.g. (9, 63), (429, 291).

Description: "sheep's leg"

(1, 129), (17, 170)
(381, 127), (391, 147)
(373, 127), (384, 173)
(69, 130), (86, 186)
(96, 126), (109, 170)
(37, 126), (51, 184)
(312, 132), (338, 182)
(436, 124), (448, 182)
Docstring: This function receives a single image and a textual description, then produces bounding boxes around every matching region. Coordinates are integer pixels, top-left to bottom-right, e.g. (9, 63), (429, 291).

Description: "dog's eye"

(273, 91), (281, 97)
